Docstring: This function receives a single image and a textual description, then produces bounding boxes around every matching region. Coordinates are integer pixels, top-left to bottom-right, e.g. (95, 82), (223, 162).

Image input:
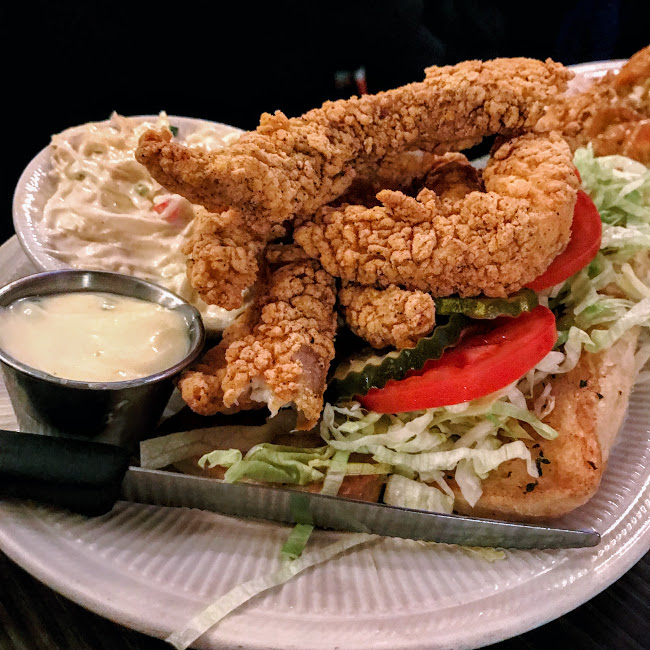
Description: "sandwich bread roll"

(451, 328), (640, 520)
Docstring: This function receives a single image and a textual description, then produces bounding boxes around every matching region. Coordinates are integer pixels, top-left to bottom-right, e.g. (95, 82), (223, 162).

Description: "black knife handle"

(0, 430), (131, 516)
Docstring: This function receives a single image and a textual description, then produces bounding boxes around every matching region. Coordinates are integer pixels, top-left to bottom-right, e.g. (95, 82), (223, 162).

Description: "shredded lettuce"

(489, 401), (558, 440)
(280, 523), (315, 560)
(200, 444), (331, 485)
(383, 474), (454, 513)
(574, 146), (650, 228)
(546, 147), (650, 361)
(166, 532), (381, 650)
(197, 448), (242, 469)
(370, 441), (537, 481)
(319, 449), (351, 496)
(320, 394), (542, 507)
(139, 409), (297, 470)
(198, 442), (390, 489)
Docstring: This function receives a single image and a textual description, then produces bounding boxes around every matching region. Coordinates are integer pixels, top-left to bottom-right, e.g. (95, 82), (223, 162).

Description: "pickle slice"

(327, 314), (469, 402)
(434, 289), (538, 319)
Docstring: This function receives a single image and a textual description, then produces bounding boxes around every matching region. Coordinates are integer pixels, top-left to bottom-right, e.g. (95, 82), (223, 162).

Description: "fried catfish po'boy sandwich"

(138, 54), (650, 522)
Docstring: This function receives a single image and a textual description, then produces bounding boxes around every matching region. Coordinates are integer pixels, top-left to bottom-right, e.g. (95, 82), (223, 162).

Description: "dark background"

(3, 1), (648, 244)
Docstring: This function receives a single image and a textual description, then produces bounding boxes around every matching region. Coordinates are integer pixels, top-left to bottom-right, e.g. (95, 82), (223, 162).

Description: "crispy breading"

(536, 79), (650, 161)
(177, 295), (264, 415)
(612, 44), (650, 98)
(536, 79), (620, 150)
(587, 117), (650, 164)
(180, 259), (337, 429)
(294, 132), (579, 298)
(339, 283), (436, 349)
(177, 340), (262, 417)
(182, 206), (284, 311)
(537, 45), (650, 162)
(136, 58), (571, 223)
(136, 58), (570, 310)
(222, 259), (337, 429)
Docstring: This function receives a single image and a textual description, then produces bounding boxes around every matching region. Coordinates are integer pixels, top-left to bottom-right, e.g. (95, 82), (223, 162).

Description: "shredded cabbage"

(383, 474), (454, 513)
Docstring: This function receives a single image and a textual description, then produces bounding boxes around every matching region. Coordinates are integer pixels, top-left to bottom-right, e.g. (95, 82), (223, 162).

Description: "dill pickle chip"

(434, 289), (538, 319)
(327, 314), (469, 402)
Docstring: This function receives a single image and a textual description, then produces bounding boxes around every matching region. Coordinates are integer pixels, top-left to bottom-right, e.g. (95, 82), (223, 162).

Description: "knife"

(0, 430), (600, 549)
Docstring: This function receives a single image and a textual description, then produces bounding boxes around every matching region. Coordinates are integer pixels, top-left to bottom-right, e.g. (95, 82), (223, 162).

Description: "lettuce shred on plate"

(157, 146), (650, 517)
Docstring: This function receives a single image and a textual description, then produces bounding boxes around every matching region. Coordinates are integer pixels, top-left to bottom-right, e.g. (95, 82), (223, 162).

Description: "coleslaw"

(38, 112), (245, 331)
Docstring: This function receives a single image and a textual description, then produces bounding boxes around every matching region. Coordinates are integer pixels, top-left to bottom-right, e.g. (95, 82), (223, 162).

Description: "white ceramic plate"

(3, 61), (650, 650)
(0, 236), (648, 650)
(569, 58), (627, 86)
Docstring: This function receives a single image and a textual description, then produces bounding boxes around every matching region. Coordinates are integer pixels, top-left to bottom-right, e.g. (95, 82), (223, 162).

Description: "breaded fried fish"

(137, 58), (571, 222)
(537, 44), (650, 163)
(339, 283), (436, 350)
(294, 132), (579, 298)
(179, 255), (337, 429)
(136, 58), (571, 310)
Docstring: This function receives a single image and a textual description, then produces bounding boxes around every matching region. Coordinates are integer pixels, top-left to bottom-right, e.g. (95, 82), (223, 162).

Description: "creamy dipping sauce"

(0, 292), (190, 382)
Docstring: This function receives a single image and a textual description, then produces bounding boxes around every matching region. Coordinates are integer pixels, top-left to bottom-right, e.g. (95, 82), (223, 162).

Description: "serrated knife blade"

(0, 430), (600, 549)
(121, 467), (600, 550)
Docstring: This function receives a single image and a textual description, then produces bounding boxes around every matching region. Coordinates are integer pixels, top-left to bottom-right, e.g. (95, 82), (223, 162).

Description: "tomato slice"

(358, 305), (557, 413)
(525, 190), (602, 292)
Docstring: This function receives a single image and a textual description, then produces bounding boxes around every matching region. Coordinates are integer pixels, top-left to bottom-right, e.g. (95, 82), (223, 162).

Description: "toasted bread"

(451, 328), (640, 521)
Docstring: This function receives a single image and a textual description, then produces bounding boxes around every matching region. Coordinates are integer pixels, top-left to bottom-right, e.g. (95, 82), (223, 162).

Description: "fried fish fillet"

(177, 287), (266, 416)
(294, 132), (579, 298)
(537, 44), (650, 163)
(178, 256), (337, 429)
(136, 58), (571, 223)
(181, 206), (284, 311)
(336, 152), (484, 350)
(339, 283), (436, 350)
(136, 58), (570, 311)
